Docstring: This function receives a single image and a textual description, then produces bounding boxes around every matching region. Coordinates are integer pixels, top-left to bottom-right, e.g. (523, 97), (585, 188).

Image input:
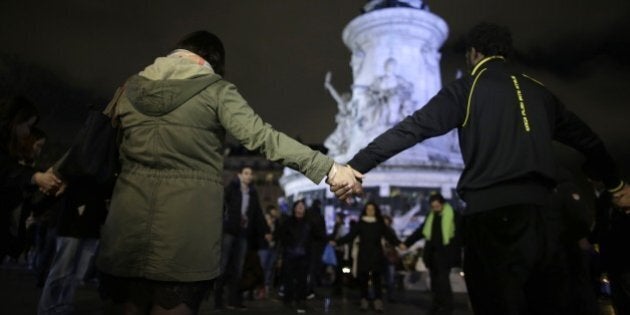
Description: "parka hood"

(124, 56), (221, 117)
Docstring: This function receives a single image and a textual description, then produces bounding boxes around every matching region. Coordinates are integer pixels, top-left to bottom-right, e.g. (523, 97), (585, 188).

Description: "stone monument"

(280, 0), (464, 219)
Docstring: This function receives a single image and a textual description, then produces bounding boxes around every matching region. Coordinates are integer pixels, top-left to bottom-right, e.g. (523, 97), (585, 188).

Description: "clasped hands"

(613, 183), (630, 211)
(32, 167), (66, 197)
(326, 162), (364, 203)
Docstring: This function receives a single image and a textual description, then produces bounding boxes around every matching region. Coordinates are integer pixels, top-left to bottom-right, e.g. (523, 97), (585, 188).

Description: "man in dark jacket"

(335, 22), (626, 314)
(403, 194), (461, 315)
(590, 172), (630, 315)
(37, 177), (109, 314)
(542, 168), (598, 315)
(215, 165), (270, 309)
(305, 199), (326, 298)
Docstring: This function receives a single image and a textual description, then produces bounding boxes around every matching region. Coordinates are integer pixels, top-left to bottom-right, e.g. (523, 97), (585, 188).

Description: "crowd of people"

(1, 21), (630, 315)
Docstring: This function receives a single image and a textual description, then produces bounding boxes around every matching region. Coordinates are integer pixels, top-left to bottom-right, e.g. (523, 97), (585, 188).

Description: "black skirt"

(100, 273), (212, 310)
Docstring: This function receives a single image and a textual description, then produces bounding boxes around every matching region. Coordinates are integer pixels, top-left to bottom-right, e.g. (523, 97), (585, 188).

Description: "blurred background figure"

(333, 202), (402, 313)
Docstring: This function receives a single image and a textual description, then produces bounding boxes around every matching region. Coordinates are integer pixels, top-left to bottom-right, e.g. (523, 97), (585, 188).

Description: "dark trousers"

(214, 234), (248, 307)
(610, 271), (630, 315)
(429, 262), (453, 314)
(463, 204), (570, 315)
(358, 270), (382, 300)
(283, 256), (309, 303)
(565, 247), (599, 315)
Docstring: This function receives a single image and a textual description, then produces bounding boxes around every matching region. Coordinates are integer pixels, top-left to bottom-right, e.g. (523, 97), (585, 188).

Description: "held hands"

(326, 163), (364, 203)
(33, 168), (65, 196)
(612, 183), (630, 208)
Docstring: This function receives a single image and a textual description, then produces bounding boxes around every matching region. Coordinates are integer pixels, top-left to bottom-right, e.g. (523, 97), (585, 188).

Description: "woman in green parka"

(95, 31), (362, 315)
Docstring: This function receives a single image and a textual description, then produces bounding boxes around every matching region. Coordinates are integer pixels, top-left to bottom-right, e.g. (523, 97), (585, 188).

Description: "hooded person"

(93, 31), (360, 314)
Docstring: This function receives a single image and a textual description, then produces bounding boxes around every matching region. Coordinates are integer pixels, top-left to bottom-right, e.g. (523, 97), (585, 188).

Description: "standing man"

(37, 177), (109, 315)
(215, 165), (270, 310)
(402, 193), (461, 315)
(334, 22), (626, 314)
(305, 199), (326, 299)
(589, 170), (630, 315)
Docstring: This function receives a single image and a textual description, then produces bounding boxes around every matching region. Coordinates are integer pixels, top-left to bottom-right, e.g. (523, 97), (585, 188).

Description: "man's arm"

(348, 80), (467, 173)
(551, 95), (624, 192)
(403, 222), (426, 248)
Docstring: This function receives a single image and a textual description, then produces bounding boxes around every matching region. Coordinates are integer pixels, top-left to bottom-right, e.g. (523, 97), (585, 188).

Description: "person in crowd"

(257, 205), (280, 299)
(545, 168), (598, 315)
(52, 30), (361, 315)
(589, 170), (630, 315)
(305, 199), (326, 299)
(277, 199), (325, 313)
(19, 128), (49, 268)
(381, 215), (400, 303)
(215, 165), (269, 310)
(332, 22), (627, 314)
(37, 177), (109, 315)
(402, 194), (461, 315)
(330, 212), (349, 294)
(1, 96), (61, 262)
(6, 127), (49, 261)
(19, 127), (47, 167)
(332, 202), (402, 312)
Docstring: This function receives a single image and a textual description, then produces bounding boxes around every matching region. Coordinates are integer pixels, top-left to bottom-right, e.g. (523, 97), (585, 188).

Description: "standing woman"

(333, 202), (402, 313)
(0, 96), (61, 261)
(89, 31), (359, 315)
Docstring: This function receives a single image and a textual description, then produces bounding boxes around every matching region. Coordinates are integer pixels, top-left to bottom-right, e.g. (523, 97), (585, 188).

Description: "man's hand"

(397, 243), (408, 251)
(264, 233), (273, 243)
(32, 169), (63, 195)
(612, 183), (630, 208)
(326, 163), (364, 202)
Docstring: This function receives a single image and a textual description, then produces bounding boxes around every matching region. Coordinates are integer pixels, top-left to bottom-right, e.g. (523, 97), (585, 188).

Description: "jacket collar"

(471, 55), (506, 76)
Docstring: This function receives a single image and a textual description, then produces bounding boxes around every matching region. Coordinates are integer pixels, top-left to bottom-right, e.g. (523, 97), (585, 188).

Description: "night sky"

(1, 0), (629, 176)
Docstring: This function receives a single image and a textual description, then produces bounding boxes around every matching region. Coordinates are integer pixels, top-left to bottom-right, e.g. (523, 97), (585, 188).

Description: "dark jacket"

(0, 148), (36, 214)
(591, 190), (630, 274)
(404, 210), (462, 269)
(306, 205), (327, 258)
(336, 217), (400, 273)
(550, 174), (592, 247)
(1, 148), (36, 257)
(278, 215), (325, 259)
(348, 57), (622, 213)
(223, 178), (269, 245)
(56, 178), (109, 239)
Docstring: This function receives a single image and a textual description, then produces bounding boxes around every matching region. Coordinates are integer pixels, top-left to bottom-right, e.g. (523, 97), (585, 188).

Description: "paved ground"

(1, 262), (473, 315)
(2, 261), (618, 315)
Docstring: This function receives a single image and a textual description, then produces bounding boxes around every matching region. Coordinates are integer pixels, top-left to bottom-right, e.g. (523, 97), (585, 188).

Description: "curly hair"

(465, 22), (513, 57)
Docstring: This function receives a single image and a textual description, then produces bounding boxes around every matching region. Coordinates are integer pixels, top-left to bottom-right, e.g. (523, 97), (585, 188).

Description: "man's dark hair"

(175, 31), (225, 76)
(238, 164), (253, 173)
(465, 22), (513, 57)
(428, 193), (446, 204)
